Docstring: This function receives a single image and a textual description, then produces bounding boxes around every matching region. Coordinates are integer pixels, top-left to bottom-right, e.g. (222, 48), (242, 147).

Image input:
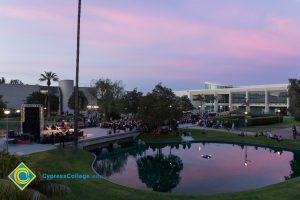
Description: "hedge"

(213, 116), (239, 126)
(246, 116), (283, 126)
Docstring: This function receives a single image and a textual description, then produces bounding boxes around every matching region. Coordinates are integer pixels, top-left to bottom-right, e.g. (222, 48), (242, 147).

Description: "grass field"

(139, 129), (300, 149)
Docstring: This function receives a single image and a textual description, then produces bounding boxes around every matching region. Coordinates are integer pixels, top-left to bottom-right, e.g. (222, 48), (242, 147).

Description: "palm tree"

(39, 71), (59, 120)
(73, 0), (82, 156)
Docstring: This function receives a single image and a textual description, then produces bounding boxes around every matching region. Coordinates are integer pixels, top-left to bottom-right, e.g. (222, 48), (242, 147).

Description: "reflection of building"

(174, 82), (289, 115)
(0, 79), (97, 114)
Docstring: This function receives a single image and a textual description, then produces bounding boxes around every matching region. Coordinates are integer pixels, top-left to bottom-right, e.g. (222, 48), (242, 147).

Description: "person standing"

(292, 125), (297, 140)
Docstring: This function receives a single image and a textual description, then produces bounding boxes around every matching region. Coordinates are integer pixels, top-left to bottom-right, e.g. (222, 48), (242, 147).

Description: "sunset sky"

(1, 0), (300, 92)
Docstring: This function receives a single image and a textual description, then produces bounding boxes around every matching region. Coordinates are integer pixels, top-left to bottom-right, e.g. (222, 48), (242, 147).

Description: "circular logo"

(13, 167), (30, 185)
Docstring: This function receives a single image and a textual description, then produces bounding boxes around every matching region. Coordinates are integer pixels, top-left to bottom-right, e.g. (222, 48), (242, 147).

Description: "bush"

(247, 116), (283, 126)
(213, 116), (239, 126)
(294, 112), (300, 121)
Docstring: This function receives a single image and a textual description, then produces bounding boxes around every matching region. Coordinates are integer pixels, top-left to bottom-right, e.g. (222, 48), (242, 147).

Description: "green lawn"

(24, 148), (300, 200)
(239, 117), (300, 132)
(139, 129), (300, 149)
(0, 120), (20, 126)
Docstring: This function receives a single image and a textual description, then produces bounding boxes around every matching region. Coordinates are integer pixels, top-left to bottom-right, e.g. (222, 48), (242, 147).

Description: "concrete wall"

(0, 84), (40, 109)
(59, 80), (74, 114)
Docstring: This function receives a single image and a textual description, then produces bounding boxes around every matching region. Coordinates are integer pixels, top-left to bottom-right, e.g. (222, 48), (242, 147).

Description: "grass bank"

(24, 148), (300, 200)
(138, 129), (300, 149)
(239, 117), (300, 132)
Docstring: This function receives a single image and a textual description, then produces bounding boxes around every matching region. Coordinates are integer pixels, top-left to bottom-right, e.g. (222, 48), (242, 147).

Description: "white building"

(174, 82), (289, 115)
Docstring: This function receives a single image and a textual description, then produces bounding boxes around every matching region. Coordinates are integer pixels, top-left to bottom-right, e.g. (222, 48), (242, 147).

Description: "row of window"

(194, 91), (288, 104)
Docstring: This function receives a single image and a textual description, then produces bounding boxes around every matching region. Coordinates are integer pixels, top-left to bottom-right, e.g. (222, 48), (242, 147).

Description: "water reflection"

(287, 152), (300, 180)
(137, 153), (183, 192)
(93, 143), (300, 194)
(94, 145), (146, 177)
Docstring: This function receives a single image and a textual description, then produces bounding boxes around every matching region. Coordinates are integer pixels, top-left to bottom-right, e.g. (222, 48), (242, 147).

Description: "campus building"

(174, 82), (289, 115)
(0, 80), (97, 114)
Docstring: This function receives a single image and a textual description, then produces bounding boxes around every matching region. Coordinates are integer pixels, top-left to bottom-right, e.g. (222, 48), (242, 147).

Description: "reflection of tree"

(287, 152), (300, 179)
(94, 145), (146, 177)
(137, 153), (183, 192)
(94, 154), (128, 177)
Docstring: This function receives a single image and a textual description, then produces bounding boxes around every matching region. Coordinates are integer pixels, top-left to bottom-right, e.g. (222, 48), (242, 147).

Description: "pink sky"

(0, 0), (300, 92)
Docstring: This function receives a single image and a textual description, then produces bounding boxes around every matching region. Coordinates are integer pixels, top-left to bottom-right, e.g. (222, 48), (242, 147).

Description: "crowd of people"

(179, 114), (233, 129)
(100, 119), (141, 133)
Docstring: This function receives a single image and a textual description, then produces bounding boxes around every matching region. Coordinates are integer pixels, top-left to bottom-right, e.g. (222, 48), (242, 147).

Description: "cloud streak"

(0, 1), (300, 90)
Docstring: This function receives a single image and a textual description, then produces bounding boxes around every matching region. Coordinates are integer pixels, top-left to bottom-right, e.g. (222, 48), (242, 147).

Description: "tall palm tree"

(39, 71), (59, 120)
(73, 0), (82, 156)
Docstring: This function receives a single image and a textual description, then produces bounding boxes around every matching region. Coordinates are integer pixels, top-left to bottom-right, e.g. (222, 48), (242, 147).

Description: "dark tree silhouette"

(137, 153), (183, 192)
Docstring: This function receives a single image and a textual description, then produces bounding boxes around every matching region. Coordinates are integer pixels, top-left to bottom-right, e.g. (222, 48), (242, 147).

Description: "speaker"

(23, 107), (40, 141)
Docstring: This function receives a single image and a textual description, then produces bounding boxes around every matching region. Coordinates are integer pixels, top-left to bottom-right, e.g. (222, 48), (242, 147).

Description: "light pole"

(4, 110), (11, 152)
(277, 109), (281, 123)
(198, 105), (201, 115)
(16, 109), (20, 133)
(73, 0), (82, 156)
(244, 111), (248, 127)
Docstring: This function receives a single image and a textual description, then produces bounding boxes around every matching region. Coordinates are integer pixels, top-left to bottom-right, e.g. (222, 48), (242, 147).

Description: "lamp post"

(4, 110), (11, 152)
(16, 109), (20, 133)
(244, 111), (248, 127)
(277, 109), (281, 123)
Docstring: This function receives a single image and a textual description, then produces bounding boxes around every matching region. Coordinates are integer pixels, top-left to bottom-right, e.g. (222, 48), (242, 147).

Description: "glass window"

(218, 94), (229, 103)
(232, 92), (246, 104)
(269, 91), (287, 104)
(249, 91), (265, 104)
(205, 95), (215, 103)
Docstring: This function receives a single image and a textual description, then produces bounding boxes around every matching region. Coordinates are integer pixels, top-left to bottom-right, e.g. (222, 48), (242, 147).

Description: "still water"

(93, 143), (300, 194)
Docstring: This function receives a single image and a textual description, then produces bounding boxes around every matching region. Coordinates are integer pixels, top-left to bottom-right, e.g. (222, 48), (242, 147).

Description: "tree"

(90, 78), (125, 120)
(120, 88), (143, 116)
(138, 83), (182, 131)
(179, 95), (194, 111)
(68, 90), (88, 111)
(288, 79), (300, 121)
(193, 94), (204, 108)
(0, 95), (7, 119)
(9, 79), (23, 85)
(0, 77), (5, 84)
(26, 92), (59, 113)
(39, 71), (59, 120)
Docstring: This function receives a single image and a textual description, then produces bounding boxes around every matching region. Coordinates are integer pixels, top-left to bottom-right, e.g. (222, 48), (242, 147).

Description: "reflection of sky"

(104, 143), (294, 194)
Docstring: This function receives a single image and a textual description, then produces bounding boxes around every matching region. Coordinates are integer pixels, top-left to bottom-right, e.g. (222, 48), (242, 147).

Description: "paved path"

(179, 123), (300, 141)
(0, 137), (56, 156)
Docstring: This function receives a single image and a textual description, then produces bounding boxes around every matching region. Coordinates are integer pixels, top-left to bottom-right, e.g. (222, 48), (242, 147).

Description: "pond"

(93, 142), (300, 194)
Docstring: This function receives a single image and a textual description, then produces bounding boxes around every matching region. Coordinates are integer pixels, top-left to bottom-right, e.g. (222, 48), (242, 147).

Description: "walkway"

(0, 138), (56, 156)
(179, 123), (300, 141)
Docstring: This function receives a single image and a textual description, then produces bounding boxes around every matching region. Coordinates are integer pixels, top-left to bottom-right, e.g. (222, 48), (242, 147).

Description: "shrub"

(294, 112), (300, 121)
(213, 116), (239, 126)
(247, 116), (283, 126)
